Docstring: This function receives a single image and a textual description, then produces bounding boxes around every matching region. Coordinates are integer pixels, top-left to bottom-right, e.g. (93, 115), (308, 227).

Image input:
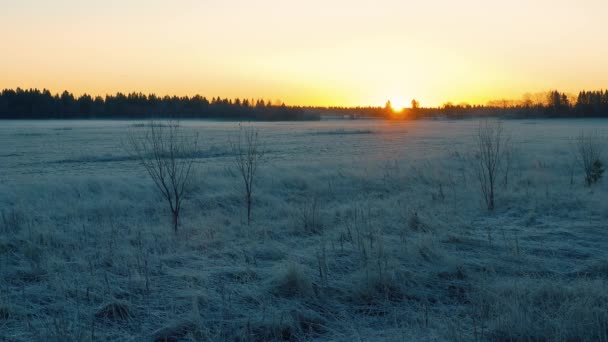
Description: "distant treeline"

(1, 88), (607, 120)
(318, 90), (608, 119)
(0, 88), (319, 121)
(416, 90), (608, 119)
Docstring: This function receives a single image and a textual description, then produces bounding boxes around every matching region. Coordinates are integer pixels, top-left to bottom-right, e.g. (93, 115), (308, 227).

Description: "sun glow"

(389, 99), (407, 113)
(1, 1), (608, 107)
(391, 105), (405, 113)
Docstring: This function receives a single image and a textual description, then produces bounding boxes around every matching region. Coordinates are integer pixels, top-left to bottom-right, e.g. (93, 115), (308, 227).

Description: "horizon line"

(2, 86), (606, 109)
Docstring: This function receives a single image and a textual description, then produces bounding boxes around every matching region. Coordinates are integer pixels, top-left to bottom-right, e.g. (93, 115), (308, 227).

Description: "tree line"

(405, 90), (608, 119)
(0, 88), (319, 121)
(296, 90), (608, 120)
(1, 87), (607, 120)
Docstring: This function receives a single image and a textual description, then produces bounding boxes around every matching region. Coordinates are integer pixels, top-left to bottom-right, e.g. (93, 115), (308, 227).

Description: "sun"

(391, 104), (405, 113)
(389, 99), (407, 113)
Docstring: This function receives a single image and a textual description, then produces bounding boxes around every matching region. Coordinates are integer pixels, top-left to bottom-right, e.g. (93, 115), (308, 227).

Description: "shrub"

(576, 130), (604, 186)
(587, 159), (604, 185)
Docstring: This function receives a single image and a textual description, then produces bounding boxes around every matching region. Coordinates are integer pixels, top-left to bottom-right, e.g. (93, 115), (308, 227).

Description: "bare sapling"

(231, 124), (264, 225)
(475, 120), (508, 210)
(128, 120), (198, 233)
(576, 130), (604, 186)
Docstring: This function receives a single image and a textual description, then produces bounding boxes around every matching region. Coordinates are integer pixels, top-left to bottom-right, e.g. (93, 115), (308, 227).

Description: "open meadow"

(1, 118), (607, 341)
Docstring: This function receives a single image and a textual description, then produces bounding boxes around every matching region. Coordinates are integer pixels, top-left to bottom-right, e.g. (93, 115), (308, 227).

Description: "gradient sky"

(1, 0), (607, 107)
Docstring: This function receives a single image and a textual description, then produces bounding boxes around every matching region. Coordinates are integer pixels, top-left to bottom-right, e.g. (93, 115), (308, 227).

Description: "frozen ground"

(0, 118), (607, 341)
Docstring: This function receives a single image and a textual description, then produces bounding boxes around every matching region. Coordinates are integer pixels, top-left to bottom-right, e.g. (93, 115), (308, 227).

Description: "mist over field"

(1, 118), (607, 341)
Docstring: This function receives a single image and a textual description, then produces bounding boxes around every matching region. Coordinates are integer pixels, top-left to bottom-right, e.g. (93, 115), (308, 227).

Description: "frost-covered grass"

(0, 119), (607, 341)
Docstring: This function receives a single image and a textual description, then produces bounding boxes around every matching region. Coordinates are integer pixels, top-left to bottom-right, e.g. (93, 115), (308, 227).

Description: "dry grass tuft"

(94, 301), (131, 321)
(151, 320), (200, 342)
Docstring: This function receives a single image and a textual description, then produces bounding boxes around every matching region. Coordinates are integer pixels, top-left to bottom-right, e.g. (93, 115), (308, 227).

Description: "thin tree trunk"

(172, 211), (178, 233)
(246, 193), (252, 225)
(489, 177), (495, 210)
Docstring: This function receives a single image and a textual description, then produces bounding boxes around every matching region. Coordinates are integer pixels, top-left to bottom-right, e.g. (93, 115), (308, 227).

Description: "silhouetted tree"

(411, 99), (419, 110)
(385, 100), (392, 111)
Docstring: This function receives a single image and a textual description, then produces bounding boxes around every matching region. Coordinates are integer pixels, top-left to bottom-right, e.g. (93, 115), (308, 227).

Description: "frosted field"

(1, 118), (607, 341)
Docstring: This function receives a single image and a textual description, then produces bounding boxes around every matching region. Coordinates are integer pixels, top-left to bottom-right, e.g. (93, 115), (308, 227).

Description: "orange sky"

(1, 0), (607, 107)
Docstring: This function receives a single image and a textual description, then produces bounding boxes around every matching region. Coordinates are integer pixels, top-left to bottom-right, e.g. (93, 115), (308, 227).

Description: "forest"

(1, 88), (607, 120)
(328, 90), (608, 119)
(0, 88), (318, 121)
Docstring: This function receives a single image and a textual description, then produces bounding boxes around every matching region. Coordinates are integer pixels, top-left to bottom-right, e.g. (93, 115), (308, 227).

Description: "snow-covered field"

(1, 118), (607, 341)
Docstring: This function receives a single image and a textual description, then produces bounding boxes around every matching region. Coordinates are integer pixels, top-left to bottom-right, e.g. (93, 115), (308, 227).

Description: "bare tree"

(576, 130), (604, 186)
(128, 121), (198, 233)
(475, 120), (508, 210)
(231, 124), (264, 226)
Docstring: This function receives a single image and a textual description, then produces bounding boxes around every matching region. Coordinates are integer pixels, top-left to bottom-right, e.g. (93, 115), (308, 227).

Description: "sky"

(1, 0), (607, 108)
